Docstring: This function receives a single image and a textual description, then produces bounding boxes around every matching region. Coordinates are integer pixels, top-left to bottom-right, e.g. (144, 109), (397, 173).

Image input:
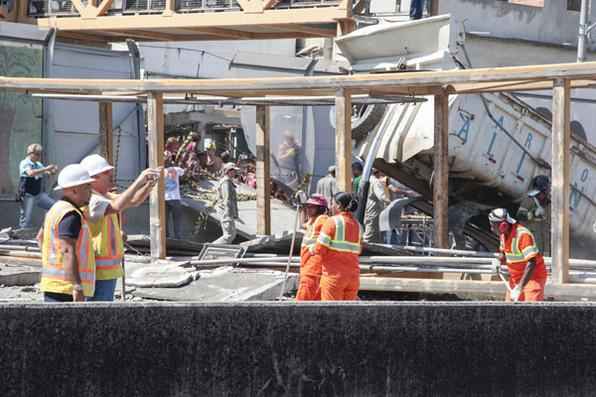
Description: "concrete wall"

(2, 302), (596, 396)
(440, 0), (595, 48)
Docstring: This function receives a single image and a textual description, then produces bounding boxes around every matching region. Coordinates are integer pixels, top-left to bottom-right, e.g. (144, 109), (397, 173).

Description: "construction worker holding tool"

(315, 192), (363, 301)
(296, 194), (329, 301)
(489, 208), (548, 302)
(40, 164), (96, 302)
(80, 154), (160, 301)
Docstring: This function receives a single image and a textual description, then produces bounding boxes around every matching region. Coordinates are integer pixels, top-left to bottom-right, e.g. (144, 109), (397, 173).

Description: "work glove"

(534, 206), (545, 219)
(510, 284), (523, 302)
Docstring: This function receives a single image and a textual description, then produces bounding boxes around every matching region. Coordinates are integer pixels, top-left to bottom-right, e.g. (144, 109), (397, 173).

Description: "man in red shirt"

(489, 208), (548, 302)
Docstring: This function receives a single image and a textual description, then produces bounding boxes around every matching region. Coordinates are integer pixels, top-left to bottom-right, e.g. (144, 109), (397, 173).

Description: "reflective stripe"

(504, 225), (538, 264)
(95, 257), (122, 267)
(42, 267), (95, 281)
(318, 215), (361, 254)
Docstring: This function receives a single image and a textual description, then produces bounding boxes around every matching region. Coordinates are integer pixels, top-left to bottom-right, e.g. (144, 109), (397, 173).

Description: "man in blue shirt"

(18, 144), (58, 228)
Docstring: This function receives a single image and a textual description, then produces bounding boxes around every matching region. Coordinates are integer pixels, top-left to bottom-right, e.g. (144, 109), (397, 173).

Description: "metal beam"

(147, 92), (166, 260)
(551, 78), (571, 284)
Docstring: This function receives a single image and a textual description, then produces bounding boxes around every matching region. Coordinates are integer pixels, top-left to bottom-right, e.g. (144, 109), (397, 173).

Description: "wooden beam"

(6, 62), (596, 95)
(268, 24), (337, 37)
(551, 78), (571, 284)
(37, 7), (349, 31)
(433, 91), (449, 249)
(147, 92), (166, 260)
(335, 88), (352, 192)
(255, 105), (271, 236)
(99, 102), (113, 165)
(430, 0), (439, 16)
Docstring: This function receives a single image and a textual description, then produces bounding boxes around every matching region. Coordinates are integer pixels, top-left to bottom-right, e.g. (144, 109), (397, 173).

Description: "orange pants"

(506, 278), (546, 302)
(320, 273), (360, 301)
(296, 274), (321, 301)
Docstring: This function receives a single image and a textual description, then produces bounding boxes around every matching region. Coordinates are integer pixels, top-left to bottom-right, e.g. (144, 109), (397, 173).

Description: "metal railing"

(28, 0), (339, 17)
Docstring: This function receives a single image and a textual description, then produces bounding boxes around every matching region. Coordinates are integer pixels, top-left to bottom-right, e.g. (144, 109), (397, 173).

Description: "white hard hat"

(222, 162), (239, 174)
(80, 154), (114, 177)
(55, 164), (95, 191)
(488, 208), (517, 224)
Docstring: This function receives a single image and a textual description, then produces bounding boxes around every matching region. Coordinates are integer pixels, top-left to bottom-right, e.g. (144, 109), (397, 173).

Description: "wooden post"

(433, 91), (449, 248)
(147, 92), (166, 260)
(256, 105), (271, 236)
(99, 102), (113, 165)
(430, 0), (440, 16)
(335, 88), (352, 192)
(551, 78), (571, 284)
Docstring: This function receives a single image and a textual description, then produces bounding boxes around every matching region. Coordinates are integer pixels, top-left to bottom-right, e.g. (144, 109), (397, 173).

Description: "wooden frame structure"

(6, 0), (354, 42)
(1, 61), (594, 289)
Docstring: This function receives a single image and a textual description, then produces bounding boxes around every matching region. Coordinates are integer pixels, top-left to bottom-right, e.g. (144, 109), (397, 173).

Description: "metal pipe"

(578, 0), (589, 63)
(384, 244), (497, 257)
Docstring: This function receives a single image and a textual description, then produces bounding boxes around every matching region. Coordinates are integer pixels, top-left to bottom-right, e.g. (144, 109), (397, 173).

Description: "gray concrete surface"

(1, 302), (596, 396)
(132, 267), (297, 301)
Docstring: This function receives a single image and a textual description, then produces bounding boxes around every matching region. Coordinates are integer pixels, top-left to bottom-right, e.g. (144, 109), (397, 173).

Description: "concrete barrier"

(1, 302), (596, 396)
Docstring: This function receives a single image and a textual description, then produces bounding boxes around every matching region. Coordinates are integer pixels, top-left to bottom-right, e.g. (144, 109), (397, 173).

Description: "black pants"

(410, 0), (425, 19)
(43, 292), (73, 302)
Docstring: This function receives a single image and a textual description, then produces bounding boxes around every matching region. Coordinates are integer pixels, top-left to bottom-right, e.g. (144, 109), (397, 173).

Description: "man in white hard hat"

(488, 208), (547, 302)
(39, 164), (96, 302)
(214, 162), (240, 244)
(80, 154), (161, 301)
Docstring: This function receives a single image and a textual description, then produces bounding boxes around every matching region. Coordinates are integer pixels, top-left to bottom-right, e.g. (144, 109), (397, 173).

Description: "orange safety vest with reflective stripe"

(88, 192), (124, 280)
(315, 212), (362, 275)
(301, 214), (328, 257)
(500, 223), (547, 283)
(300, 214), (328, 277)
(40, 200), (96, 297)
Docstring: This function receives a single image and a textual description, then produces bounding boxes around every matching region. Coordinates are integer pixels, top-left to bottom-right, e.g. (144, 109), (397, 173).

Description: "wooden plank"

(5, 62), (596, 95)
(37, 7), (349, 31)
(551, 78), (571, 284)
(99, 102), (113, 165)
(255, 105), (271, 236)
(359, 277), (596, 300)
(335, 88), (352, 192)
(433, 91), (449, 249)
(147, 92), (166, 260)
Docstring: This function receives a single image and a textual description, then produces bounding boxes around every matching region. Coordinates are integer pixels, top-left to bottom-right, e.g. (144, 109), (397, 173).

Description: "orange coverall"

(501, 223), (548, 302)
(314, 211), (362, 301)
(296, 214), (328, 301)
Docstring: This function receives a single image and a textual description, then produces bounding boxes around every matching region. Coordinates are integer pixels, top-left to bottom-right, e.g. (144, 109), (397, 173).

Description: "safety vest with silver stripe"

(88, 195), (124, 280)
(317, 214), (362, 255)
(40, 200), (96, 297)
(500, 225), (539, 264)
(301, 215), (328, 254)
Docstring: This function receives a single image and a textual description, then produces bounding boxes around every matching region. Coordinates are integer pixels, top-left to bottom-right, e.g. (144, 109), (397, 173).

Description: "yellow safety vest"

(88, 193), (124, 280)
(318, 214), (363, 255)
(301, 215), (328, 254)
(40, 200), (96, 297)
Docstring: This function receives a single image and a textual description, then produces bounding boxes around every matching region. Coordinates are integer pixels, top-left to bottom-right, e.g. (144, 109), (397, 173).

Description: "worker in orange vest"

(314, 192), (362, 301)
(489, 208), (548, 302)
(296, 194), (329, 301)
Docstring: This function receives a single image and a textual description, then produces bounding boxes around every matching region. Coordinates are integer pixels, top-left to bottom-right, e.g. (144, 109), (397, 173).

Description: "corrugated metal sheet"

(46, 44), (143, 183)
